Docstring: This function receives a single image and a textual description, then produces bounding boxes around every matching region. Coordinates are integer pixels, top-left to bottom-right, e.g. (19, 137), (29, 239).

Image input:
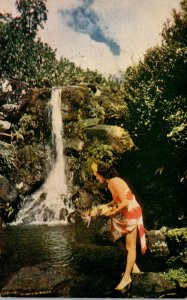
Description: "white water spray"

(15, 88), (74, 224)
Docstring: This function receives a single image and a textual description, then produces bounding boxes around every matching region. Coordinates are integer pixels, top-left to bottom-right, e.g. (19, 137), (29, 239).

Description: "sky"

(0, 0), (180, 75)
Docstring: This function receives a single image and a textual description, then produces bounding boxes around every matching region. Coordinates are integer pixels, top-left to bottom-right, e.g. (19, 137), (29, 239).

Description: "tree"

(0, 1), (60, 87)
(15, 0), (48, 38)
(120, 1), (187, 227)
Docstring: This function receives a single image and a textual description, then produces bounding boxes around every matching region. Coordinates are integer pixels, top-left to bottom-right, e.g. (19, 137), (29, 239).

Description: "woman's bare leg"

(115, 227), (137, 290)
(132, 263), (140, 273)
(118, 237), (140, 275)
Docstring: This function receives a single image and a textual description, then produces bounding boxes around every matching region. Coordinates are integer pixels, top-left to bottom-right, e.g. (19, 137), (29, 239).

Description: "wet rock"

(59, 208), (68, 220)
(0, 264), (76, 297)
(43, 207), (55, 222)
(67, 211), (82, 223)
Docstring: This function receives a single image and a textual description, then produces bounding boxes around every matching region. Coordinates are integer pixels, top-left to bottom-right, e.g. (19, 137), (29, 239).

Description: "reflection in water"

(0, 222), (124, 297)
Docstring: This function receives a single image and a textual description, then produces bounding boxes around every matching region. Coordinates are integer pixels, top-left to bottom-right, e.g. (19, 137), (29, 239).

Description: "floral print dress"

(110, 190), (147, 254)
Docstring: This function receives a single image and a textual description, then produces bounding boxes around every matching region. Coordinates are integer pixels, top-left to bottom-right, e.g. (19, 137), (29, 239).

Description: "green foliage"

(82, 140), (119, 177)
(167, 227), (187, 249)
(0, 4), (58, 87)
(118, 1), (187, 227)
(123, 1), (187, 150)
(15, 0), (48, 38)
(162, 267), (187, 285)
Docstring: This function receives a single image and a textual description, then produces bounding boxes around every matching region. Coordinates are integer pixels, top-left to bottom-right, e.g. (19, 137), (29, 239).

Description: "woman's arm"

(106, 202), (127, 217)
(106, 178), (129, 217)
(107, 199), (116, 206)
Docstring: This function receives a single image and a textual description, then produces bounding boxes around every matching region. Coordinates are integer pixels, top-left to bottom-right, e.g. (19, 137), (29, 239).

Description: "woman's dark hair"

(97, 162), (118, 179)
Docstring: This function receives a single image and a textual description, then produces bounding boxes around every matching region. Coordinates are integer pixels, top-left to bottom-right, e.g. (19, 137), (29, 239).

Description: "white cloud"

(0, 0), (180, 75)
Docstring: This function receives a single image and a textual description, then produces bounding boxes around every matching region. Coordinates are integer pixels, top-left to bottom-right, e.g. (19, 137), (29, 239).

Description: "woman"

(92, 162), (147, 291)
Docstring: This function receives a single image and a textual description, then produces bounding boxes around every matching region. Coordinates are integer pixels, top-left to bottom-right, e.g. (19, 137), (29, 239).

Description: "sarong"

(110, 190), (147, 255)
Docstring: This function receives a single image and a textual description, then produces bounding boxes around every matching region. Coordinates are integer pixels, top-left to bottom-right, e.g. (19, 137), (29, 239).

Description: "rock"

(0, 175), (17, 204)
(98, 222), (112, 245)
(0, 120), (11, 131)
(0, 216), (6, 231)
(79, 82), (97, 93)
(42, 207), (55, 222)
(61, 86), (90, 121)
(128, 272), (177, 298)
(0, 141), (15, 178)
(59, 208), (68, 220)
(0, 79), (12, 93)
(64, 138), (84, 155)
(0, 78), (31, 120)
(84, 125), (136, 154)
(78, 118), (100, 129)
(67, 211), (82, 223)
(73, 191), (93, 209)
(0, 264), (76, 297)
(166, 227), (187, 255)
(146, 228), (170, 256)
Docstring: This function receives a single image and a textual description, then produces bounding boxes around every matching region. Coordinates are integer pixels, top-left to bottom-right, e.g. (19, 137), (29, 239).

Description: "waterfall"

(14, 87), (74, 225)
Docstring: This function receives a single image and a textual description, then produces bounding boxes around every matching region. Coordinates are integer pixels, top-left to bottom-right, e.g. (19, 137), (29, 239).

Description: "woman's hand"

(104, 208), (117, 218)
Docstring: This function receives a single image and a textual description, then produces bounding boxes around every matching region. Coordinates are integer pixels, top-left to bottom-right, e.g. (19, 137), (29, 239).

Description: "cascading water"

(15, 87), (74, 224)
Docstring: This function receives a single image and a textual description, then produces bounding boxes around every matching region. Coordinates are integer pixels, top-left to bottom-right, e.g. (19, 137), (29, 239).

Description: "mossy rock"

(166, 227), (187, 255)
(84, 125), (136, 154)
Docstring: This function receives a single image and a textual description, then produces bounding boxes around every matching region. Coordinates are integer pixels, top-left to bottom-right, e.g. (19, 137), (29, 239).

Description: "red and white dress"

(110, 190), (147, 255)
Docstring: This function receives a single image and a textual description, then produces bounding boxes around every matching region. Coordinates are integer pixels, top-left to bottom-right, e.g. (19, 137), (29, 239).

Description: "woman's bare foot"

(115, 275), (132, 291)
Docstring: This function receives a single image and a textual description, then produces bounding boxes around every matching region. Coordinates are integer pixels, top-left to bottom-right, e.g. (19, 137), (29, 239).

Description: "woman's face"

(94, 172), (105, 184)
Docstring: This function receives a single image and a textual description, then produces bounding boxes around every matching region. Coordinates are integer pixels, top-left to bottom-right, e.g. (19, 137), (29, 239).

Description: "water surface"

(0, 221), (125, 297)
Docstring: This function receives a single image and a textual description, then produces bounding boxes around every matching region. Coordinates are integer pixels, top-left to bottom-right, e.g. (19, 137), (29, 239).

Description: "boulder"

(127, 272), (177, 298)
(84, 125), (136, 154)
(78, 118), (100, 129)
(146, 228), (170, 256)
(0, 264), (77, 297)
(0, 120), (11, 131)
(64, 138), (84, 155)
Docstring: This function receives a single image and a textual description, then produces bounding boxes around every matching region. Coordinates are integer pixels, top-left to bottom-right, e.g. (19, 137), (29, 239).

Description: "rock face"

(0, 79), (51, 221)
(0, 79), (135, 222)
